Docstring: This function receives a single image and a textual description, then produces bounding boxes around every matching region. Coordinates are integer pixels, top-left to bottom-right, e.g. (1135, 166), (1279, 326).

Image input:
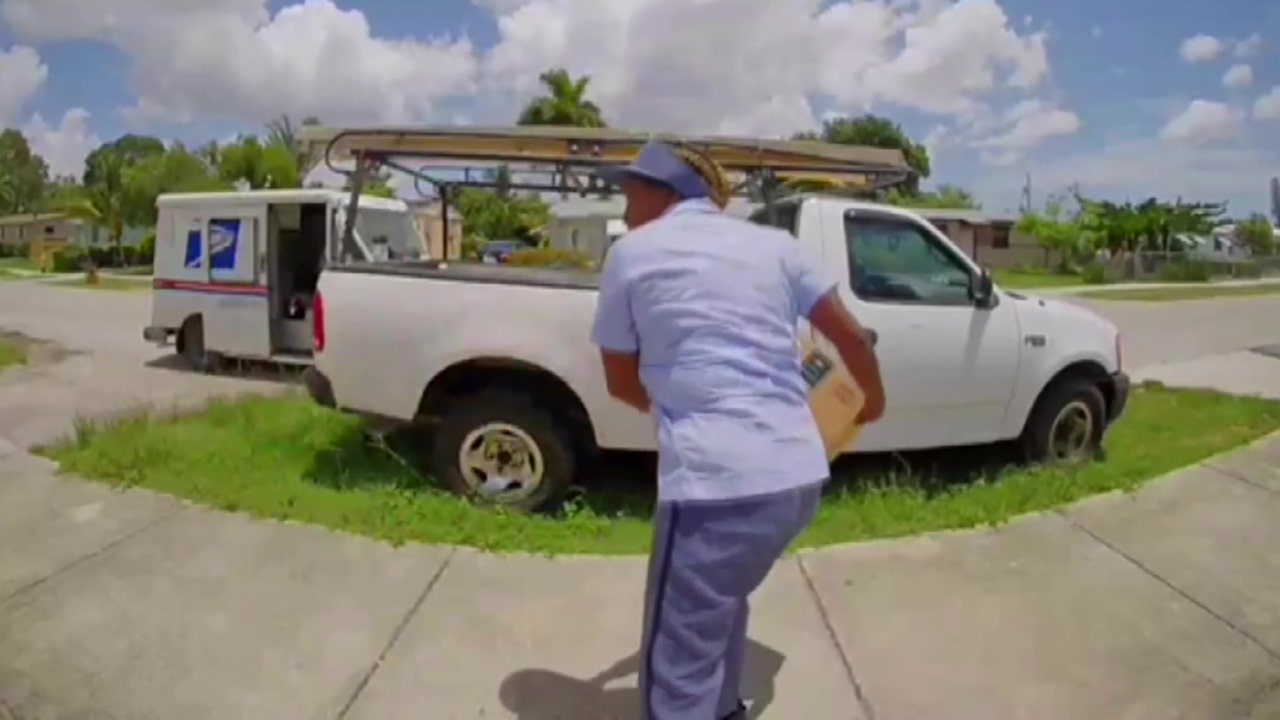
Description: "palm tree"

(516, 69), (607, 128)
(61, 152), (128, 266)
(266, 114), (321, 180)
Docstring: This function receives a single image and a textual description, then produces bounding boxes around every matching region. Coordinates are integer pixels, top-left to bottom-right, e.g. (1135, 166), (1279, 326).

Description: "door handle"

(864, 327), (878, 346)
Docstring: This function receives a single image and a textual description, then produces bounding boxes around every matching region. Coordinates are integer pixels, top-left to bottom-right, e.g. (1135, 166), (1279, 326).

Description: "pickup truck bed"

(335, 261), (601, 290)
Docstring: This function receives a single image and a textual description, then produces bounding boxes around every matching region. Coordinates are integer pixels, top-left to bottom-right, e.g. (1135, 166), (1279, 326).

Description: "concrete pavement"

(3, 279), (1280, 718)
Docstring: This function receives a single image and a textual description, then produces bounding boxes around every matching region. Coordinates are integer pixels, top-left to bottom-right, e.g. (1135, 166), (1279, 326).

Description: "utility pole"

(1270, 177), (1279, 226)
(1019, 173), (1032, 213)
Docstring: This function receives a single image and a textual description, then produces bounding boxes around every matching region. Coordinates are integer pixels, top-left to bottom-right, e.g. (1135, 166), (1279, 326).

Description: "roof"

(296, 124), (913, 190)
(0, 212), (74, 226)
(910, 208), (1019, 224)
(157, 188), (406, 212)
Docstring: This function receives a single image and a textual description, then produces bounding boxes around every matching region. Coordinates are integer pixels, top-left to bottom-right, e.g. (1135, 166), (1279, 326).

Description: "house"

(404, 199), (466, 260)
(545, 195), (758, 263)
(0, 212), (148, 264)
(911, 208), (1045, 269)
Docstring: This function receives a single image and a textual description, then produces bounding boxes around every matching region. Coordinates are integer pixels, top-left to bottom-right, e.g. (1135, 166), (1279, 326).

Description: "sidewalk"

(2, 407), (1279, 718)
(1036, 276), (1280, 295)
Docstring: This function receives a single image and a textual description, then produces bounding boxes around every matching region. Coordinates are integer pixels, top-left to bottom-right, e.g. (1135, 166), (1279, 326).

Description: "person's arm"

(808, 292), (884, 423)
(783, 241), (886, 423)
(590, 246), (650, 413)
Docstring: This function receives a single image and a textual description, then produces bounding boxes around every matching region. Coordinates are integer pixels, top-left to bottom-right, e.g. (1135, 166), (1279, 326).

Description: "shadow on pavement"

(499, 639), (784, 719)
(143, 353), (303, 384)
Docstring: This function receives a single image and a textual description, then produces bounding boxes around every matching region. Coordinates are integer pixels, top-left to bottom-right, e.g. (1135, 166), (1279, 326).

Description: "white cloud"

(1179, 34), (1226, 63)
(970, 98), (1080, 163)
(1255, 86), (1280, 120)
(1235, 33), (1263, 59)
(0, 0), (478, 125)
(21, 108), (101, 177)
(0, 44), (46, 126)
(1159, 100), (1244, 144)
(480, 0), (1050, 134)
(1222, 64), (1253, 89)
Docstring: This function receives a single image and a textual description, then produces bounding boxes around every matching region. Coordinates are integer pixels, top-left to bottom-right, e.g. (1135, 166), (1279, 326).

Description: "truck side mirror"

(970, 267), (995, 307)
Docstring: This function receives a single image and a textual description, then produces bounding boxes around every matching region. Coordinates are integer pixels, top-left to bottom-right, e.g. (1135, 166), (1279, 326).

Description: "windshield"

(355, 206), (424, 262)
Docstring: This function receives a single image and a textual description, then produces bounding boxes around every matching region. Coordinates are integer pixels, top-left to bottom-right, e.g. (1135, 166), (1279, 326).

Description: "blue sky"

(2, 0), (1278, 218)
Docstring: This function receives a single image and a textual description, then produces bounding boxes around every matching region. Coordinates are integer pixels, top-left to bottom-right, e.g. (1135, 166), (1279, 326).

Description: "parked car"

(479, 240), (526, 263)
(303, 195), (1130, 511)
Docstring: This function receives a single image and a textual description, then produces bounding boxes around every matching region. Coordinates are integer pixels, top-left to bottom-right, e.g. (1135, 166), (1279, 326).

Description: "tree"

(0, 129), (50, 214)
(125, 144), (227, 225)
(885, 184), (979, 210)
(517, 68), (607, 127)
(62, 151), (130, 265)
(39, 175), (86, 212)
(217, 135), (301, 189)
(1017, 196), (1085, 271)
(1234, 213), (1277, 255)
(342, 166), (397, 198)
(266, 113), (322, 181)
(795, 115), (930, 191)
(82, 134), (164, 187)
(451, 187), (548, 243)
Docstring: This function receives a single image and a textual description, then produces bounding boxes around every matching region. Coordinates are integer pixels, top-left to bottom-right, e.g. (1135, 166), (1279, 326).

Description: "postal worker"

(591, 140), (886, 720)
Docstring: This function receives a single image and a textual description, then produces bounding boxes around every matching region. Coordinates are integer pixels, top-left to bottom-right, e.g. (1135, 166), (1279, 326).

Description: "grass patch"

(43, 383), (1280, 555)
(0, 336), (26, 370)
(993, 268), (1085, 289)
(53, 275), (151, 292)
(1078, 282), (1280, 302)
(0, 257), (37, 271)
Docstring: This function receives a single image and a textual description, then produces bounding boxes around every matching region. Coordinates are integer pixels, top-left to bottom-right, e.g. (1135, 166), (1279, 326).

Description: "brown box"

(800, 340), (866, 460)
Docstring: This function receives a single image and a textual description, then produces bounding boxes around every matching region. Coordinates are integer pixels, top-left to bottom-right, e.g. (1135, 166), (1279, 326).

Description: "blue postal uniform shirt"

(590, 198), (835, 503)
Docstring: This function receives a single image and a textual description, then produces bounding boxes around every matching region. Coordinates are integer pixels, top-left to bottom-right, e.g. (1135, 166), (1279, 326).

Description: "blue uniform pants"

(639, 482), (823, 719)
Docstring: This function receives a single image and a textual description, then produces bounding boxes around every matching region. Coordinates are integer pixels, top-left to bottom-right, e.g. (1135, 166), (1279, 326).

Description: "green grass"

(43, 383), (1280, 555)
(993, 268), (1085, 289)
(1077, 282), (1280, 302)
(0, 256), (37, 271)
(52, 275), (151, 292)
(0, 336), (26, 370)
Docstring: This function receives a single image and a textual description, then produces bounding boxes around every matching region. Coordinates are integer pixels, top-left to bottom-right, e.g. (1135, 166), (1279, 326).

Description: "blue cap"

(596, 140), (711, 200)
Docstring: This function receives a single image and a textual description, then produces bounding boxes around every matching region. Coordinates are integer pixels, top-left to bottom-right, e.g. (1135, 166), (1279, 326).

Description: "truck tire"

(1021, 377), (1106, 463)
(430, 390), (577, 512)
(179, 316), (221, 374)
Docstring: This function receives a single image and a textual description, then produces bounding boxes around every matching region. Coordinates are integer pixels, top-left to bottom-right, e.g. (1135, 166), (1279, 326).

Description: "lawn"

(0, 335), (26, 370)
(44, 383), (1280, 555)
(51, 276), (151, 292)
(992, 268), (1085, 289)
(1078, 282), (1280, 302)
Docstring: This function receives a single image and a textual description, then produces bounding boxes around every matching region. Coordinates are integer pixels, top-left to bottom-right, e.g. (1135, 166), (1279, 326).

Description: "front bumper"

(1107, 371), (1130, 422)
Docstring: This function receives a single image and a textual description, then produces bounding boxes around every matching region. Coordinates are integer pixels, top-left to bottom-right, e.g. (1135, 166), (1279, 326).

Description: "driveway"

(2, 280), (1280, 719)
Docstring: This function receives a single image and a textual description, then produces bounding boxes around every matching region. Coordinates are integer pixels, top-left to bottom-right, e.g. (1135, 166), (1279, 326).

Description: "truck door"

(825, 209), (1021, 451)
(194, 204), (271, 358)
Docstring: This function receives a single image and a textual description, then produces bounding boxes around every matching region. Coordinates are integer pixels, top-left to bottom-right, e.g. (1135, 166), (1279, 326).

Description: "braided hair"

(669, 142), (732, 209)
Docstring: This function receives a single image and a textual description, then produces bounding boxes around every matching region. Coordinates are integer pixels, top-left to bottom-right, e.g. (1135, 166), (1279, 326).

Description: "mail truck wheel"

(1021, 377), (1106, 463)
(179, 316), (221, 374)
(431, 390), (576, 512)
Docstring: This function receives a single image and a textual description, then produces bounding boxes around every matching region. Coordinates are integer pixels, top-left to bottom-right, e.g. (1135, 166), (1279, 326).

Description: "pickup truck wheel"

(431, 392), (576, 512)
(1021, 378), (1106, 463)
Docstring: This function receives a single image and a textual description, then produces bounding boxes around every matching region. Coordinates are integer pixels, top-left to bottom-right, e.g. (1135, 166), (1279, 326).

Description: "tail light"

(313, 291), (325, 352)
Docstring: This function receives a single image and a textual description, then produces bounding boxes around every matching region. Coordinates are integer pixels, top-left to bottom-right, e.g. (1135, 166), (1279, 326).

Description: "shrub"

(49, 248), (87, 273)
(1080, 263), (1108, 285)
(505, 248), (596, 269)
(1158, 259), (1211, 283)
(136, 230), (156, 266)
(1230, 260), (1263, 279)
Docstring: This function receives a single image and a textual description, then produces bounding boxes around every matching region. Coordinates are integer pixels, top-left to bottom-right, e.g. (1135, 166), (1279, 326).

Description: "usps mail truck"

(144, 189), (422, 370)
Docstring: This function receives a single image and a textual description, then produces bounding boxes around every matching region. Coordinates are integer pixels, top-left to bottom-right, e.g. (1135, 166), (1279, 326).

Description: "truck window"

(748, 202), (799, 237)
(844, 214), (972, 306)
(354, 207), (425, 262)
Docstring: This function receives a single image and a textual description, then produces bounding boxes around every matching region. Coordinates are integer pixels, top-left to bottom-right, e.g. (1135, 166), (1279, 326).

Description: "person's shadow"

(499, 639), (784, 719)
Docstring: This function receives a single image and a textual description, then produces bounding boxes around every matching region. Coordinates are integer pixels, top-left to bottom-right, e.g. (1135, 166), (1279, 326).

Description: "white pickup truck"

(303, 195), (1129, 511)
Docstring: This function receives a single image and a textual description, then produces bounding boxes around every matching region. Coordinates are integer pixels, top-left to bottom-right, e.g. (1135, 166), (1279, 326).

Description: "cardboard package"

(799, 340), (866, 460)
